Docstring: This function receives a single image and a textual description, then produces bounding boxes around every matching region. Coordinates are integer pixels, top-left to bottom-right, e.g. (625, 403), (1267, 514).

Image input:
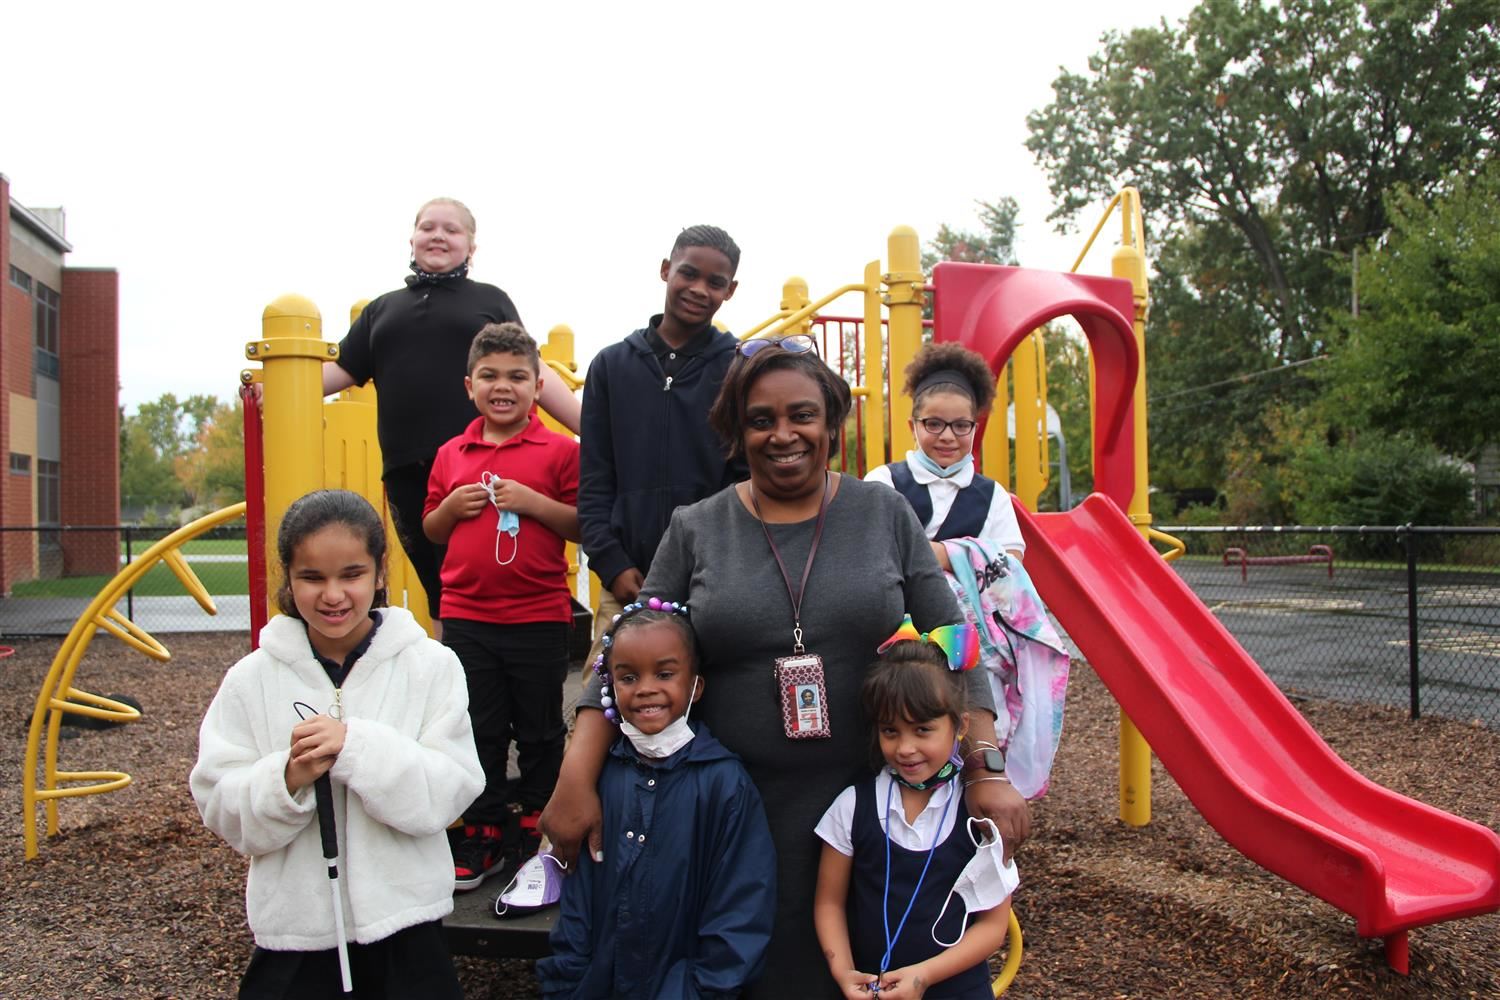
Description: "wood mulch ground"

(3, 632), (1497, 999)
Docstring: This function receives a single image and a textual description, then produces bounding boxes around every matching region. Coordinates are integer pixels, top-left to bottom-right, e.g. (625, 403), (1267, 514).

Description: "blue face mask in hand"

(930, 817), (1020, 947)
(481, 472), (521, 566)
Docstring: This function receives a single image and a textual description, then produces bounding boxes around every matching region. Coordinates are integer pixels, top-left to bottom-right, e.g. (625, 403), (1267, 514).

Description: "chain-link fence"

(0, 524), (249, 637)
(1161, 524), (1500, 728)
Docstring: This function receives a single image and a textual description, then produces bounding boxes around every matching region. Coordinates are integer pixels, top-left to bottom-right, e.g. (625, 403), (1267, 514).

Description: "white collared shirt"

(865, 451), (1025, 557)
(814, 770), (961, 855)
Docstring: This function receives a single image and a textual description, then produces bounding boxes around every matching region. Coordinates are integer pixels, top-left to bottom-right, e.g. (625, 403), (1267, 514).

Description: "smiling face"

(288, 524), (384, 661)
(878, 710), (967, 785)
(609, 621), (702, 736)
(911, 389), (979, 468)
(743, 367), (832, 502)
(466, 350), (539, 439)
(658, 245), (737, 345)
(410, 201), (475, 274)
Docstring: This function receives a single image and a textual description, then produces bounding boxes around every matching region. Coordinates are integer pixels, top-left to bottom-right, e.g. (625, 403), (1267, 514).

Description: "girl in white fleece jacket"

(191, 490), (483, 998)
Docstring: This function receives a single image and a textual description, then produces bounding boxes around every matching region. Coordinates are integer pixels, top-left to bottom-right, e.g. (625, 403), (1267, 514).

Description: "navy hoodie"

(578, 319), (744, 589)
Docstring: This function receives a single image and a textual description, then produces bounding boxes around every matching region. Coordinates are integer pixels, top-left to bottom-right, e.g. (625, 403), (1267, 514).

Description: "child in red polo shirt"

(423, 322), (581, 891)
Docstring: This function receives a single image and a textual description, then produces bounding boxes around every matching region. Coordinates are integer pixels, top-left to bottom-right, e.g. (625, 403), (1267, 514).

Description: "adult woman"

(320, 197), (580, 620)
(542, 339), (1027, 995)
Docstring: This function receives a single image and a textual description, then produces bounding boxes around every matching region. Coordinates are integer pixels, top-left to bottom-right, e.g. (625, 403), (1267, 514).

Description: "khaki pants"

(584, 590), (626, 671)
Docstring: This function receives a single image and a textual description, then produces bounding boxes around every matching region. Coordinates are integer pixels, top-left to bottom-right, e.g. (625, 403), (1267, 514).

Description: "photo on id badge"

(776, 653), (830, 738)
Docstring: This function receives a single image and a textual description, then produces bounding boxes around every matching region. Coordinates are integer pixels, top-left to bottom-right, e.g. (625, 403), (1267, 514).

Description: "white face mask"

(620, 679), (698, 759)
(931, 817), (1021, 947)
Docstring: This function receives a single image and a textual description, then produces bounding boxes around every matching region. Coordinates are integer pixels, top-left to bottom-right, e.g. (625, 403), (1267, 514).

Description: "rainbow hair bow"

(876, 614), (980, 672)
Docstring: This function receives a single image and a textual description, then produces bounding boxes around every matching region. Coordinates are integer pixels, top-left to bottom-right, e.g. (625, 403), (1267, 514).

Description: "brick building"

(1, 173), (119, 596)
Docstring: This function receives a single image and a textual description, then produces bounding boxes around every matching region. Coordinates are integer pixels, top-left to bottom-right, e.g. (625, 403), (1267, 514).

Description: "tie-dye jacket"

(943, 536), (1070, 799)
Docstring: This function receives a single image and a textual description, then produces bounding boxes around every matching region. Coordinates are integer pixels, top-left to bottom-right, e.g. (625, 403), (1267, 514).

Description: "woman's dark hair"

(861, 639), (967, 770)
(274, 489), (389, 618)
(903, 342), (997, 414)
(708, 348), (853, 459)
(603, 607), (700, 674)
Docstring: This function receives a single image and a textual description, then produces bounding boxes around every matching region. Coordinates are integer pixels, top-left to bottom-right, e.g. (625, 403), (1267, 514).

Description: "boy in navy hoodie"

(577, 225), (745, 658)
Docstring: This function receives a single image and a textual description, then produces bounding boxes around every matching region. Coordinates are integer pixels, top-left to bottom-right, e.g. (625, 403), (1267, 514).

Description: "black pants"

(442, 618), (570, 821)
(239, 919), (462, 999)
(384, 462), (445, 620)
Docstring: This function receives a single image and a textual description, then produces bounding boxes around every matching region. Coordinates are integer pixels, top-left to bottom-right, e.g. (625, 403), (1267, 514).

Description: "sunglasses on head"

(737, 334), (819, 358)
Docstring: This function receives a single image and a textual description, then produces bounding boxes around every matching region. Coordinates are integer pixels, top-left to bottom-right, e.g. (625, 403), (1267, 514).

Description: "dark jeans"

(442, 617), (570, 822)
(239, 919), (462, 999)
(384, 462), (444, 619)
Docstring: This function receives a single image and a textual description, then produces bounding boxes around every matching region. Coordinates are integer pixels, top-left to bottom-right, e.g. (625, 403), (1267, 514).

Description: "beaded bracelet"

(592, 597), (690, 724)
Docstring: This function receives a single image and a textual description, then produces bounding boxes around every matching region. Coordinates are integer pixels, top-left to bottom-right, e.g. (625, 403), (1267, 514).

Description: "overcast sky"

(4, 1), (1198, 414)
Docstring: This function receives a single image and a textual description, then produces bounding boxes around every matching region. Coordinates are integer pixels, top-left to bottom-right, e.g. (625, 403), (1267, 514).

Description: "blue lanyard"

(879, 775), (955, 977)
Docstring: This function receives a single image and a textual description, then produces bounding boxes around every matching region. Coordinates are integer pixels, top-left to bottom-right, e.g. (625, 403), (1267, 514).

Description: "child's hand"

(833, 968), (881, 998)
(875, 962), (932, 999)
(284, 715), (347, 794)
(486, 477), (539, 517)
(443, 483), (491, 522)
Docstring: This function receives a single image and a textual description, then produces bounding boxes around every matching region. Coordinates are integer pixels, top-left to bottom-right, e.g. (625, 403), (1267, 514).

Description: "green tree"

(1322, 162), (1500, 459)
(1038, 329), (1094, 508)
(177, 399), (246, 508)
(922, 197), (1020, 272)
(119, 413), (183, 509)
(1026, 0), (1500, 362)
(119, 392), (230, 513)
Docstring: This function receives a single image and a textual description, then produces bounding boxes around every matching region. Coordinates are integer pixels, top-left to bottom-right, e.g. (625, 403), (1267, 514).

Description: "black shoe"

(453, 824), (506, 892)
(501, 803), (545, 863)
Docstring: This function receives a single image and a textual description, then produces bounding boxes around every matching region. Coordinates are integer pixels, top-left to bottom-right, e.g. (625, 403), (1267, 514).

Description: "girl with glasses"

(865, 343), (1024, 568)
(866, 343), (1071, 803)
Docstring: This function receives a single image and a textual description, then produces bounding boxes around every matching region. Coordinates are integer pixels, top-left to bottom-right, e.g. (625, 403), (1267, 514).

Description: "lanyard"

(880, 775), (955, 977)
(750, 472), (831, 654)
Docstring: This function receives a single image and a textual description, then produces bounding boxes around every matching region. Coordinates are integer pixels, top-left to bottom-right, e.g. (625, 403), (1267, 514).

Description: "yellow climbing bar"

(992, 908), (1024, 995)
(22, 502), (247, 859)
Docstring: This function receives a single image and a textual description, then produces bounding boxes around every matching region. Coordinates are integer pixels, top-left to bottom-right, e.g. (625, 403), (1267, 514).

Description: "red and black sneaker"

(452, 823), (506, 892)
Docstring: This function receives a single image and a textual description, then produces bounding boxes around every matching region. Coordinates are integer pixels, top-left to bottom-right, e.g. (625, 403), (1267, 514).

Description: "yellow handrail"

(1149, 527), (1187, 562)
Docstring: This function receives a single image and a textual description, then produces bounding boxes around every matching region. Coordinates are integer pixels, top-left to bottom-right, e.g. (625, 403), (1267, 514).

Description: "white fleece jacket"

(190, 607), (483, 951)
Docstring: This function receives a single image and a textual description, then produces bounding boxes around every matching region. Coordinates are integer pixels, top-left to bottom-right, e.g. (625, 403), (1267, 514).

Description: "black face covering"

(405, 259), (470, 286)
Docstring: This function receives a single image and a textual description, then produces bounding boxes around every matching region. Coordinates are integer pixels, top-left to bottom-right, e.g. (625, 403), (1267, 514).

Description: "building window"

(35, 283), (61, 379)
(9, 265), (32, 293)
(37, 459), (61, 548)
(9, 453), (31, 475)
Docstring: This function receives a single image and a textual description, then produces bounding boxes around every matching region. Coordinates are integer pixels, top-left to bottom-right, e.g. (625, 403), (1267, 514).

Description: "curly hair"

(467, 321), (539, 374)
(708, 348), (853, 459)
(902, 342), (997, 414)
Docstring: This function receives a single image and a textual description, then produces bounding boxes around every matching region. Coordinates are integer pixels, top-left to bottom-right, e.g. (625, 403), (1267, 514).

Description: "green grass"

(10, 561), (250, 599)
(119, 537), (247, 557)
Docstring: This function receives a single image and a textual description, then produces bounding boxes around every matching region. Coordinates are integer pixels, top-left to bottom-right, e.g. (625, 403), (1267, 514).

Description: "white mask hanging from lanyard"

(930, 816), (1021, 947)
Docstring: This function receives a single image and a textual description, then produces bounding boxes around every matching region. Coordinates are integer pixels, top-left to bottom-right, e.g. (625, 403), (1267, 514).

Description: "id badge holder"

(776, 653), (831, 739)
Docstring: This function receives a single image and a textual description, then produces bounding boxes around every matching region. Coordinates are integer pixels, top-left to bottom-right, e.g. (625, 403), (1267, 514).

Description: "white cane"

(314, 774), (353, 993)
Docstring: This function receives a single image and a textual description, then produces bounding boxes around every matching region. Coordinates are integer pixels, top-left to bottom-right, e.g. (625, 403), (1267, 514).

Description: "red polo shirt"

(424, 417), (580, 624)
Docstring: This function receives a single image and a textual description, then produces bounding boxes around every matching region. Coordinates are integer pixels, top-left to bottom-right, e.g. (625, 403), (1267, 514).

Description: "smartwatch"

(977, 748), (1007, 774)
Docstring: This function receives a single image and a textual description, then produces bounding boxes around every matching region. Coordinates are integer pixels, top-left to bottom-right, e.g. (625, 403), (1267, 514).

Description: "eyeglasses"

(916, 417), (978, 437)
(737, 334), (819, 358)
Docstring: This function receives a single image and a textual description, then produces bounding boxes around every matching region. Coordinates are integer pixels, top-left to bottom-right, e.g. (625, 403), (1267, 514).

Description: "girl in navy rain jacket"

(537, 603), (775, 999)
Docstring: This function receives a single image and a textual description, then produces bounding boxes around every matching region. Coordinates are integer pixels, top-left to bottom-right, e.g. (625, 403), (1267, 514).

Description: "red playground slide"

(1018, 494), (1500, 972)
